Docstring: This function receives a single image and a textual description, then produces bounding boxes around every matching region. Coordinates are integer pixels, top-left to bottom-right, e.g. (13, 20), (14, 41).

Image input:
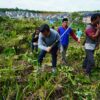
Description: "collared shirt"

(38, 29), (60, 51)
(58, 26), (78, 46)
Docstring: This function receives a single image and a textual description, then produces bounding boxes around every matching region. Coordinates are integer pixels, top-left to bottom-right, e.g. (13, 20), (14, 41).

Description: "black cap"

(40, 24), (50, 33)
(62, 18), (68, 22)
(91, 13), (99, 22)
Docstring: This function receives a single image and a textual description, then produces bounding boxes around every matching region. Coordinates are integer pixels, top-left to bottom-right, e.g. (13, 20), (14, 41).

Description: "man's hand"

(97, 23), (100, 31)
(46, 46), (52, 52)
(33, 42), (38, 45)
(78, 38), (80, 43)
(35, 35), (38, 38)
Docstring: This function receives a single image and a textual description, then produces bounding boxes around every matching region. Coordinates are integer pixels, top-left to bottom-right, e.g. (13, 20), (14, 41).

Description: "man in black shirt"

(31, 27), (40, 52)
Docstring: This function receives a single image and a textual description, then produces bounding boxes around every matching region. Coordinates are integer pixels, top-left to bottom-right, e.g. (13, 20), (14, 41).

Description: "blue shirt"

(38, 29), (60, 51)
(58, 26), (73, 46)
(76, 30), (82, 38)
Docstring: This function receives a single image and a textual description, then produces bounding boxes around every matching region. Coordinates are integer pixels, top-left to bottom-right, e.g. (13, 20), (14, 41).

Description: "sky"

(0, 0), (100, 12)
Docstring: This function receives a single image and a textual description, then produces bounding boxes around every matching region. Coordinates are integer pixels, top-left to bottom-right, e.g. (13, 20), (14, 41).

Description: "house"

(82, 12), (100, 24)
(82, 13), (93, 24)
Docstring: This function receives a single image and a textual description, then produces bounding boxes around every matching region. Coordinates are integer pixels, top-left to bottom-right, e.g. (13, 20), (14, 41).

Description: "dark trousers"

(60, 45), (68, 64)
(83, 49), (95, 74)
(31, 43), (38, 52)
(38, 46), (58, 68)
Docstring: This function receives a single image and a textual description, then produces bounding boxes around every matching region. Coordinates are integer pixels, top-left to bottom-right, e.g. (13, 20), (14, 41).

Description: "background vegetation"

(0, 14), (100, 100)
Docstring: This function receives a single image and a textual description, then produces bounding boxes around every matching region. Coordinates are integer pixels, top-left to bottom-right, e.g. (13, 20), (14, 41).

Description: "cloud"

(0, 0), (100, 12)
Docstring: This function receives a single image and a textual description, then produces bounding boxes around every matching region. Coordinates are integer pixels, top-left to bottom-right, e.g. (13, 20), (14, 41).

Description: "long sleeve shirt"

(32, 33), (39, 43)
(38, 29), (60, 51)
(58, 26), (78, 46)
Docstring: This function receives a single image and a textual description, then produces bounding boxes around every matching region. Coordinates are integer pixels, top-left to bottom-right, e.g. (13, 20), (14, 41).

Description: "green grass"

(0, 17), (100, 100)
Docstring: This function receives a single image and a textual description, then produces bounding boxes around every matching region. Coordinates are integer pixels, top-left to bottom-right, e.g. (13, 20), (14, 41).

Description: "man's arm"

(38, 33), (48, 51)
(91, 30), (100, 39)
(32, 33), (35, 42)
(56, 32), (60, 48)
(70, 31), (78, 41)
(86, 28), (100, 40)
(57, 28), (60, 33)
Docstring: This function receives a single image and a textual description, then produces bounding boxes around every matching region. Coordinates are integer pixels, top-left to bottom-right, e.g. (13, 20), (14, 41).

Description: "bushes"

(0, 17), (100, 100)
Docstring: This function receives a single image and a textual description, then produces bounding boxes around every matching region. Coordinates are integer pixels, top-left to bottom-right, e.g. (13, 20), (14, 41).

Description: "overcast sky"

(0, 0), (100, 12)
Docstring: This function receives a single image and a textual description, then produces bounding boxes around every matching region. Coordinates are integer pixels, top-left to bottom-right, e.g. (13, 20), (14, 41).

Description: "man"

(76, 28), (83, 39)
(38, 24), (60, 72)
(83, 14), (100, 75)
(31, 27), (40, 53)
(58, 18), (80, 65)
(96, 13), (100, 49)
